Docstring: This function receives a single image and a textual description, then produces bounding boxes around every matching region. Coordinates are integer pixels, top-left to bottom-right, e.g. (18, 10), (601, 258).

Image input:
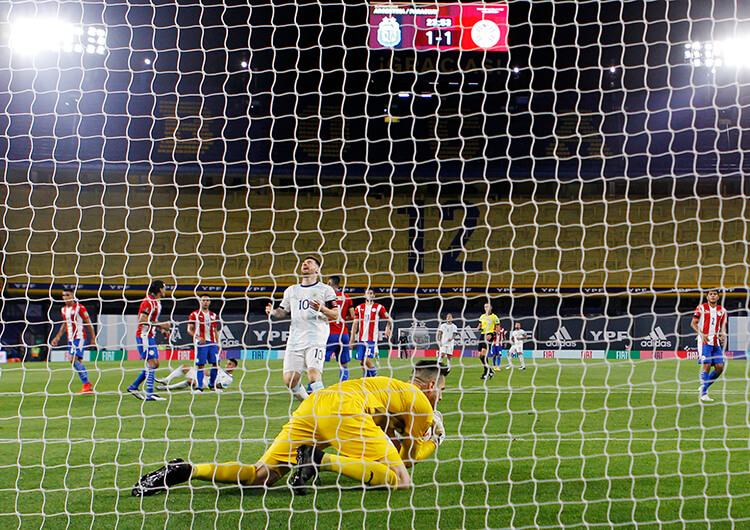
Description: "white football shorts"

(283, 346), (326, 374)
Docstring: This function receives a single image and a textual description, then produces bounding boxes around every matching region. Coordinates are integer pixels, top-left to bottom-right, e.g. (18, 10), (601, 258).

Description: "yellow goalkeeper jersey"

(261, 376), (437, 473)
(315, 376), (434, 440)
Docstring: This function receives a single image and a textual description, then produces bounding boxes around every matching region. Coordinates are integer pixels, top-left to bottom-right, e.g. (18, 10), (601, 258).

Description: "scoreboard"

(368, 3), (508, 52)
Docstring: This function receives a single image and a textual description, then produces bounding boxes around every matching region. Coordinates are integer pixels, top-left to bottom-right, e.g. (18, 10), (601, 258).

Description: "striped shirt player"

(137, 295), (162, 344)
(691, 289), (727, 403)
(490, 326), (505, 367)
(351, 289), (392, 378)
(189, 309), (219, 344)
(506, 323), (527, 370)
(127, 280), (170, 401)
(188, 296), (221, 390)
(266, 257), (340, 402)
(62, 303), (90, 342)
(51, 289), (97, 394)
(326, 276), (355, 382)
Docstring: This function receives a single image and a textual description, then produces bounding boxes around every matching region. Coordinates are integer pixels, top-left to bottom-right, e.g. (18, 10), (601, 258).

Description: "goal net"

(1, 0), (749, 527)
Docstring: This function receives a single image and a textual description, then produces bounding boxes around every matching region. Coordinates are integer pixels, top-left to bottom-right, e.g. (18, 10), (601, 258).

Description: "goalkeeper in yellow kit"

(132, 360), (448, 496)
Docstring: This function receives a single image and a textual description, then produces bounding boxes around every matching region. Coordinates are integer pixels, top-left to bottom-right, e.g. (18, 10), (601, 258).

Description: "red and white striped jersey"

(354, 302), (390, 343)
(136, 295), (162, 340)
(493, 327), (505, 347)
(329, 291), (353, 335)
(693, 303), (727, 346)
(189, 309), (219, 344)
(62, 303), (90, 341)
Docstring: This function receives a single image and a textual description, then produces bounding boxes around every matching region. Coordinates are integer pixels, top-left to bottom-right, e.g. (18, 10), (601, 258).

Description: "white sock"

(168, 381), (189, 390)
(165, 367), (183, 383)
(292, 382), (309, 402)
(310, 380), (324, 393)
(519, 356), (526, 367)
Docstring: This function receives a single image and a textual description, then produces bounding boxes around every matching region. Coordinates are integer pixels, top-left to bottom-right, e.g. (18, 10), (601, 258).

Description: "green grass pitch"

(0, 358), (749, 529)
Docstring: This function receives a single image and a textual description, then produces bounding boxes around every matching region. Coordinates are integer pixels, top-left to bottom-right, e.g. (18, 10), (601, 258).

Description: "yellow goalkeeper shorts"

(258, 393), (402, 475)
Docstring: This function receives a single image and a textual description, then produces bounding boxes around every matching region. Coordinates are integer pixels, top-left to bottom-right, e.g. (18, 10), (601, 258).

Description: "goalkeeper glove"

(431, 410), (445, 447)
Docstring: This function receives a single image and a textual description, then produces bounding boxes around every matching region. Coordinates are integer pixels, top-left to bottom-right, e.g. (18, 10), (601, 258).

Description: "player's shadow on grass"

(129, 480), (386, 500)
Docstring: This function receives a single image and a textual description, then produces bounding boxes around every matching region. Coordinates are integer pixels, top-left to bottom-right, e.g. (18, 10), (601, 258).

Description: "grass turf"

(0, 358), (748, 529)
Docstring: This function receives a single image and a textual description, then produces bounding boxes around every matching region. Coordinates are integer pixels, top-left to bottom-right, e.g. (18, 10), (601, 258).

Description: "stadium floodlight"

(684, 39), (750, 68)
(8, 16), (107, 56)
(716, 38), (750, 68)
(9, 18), (78, 55)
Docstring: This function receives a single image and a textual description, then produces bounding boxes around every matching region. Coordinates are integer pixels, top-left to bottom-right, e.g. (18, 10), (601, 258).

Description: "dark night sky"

(1, 0), (749, 178)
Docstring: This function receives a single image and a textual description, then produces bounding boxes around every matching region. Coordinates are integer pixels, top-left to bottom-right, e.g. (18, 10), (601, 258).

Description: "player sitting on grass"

(132, 360), (447, 497)
(155, 359), (238, 392)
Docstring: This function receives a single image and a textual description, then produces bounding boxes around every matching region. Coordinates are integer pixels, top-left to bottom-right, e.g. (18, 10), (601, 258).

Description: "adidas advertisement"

(545, 325), (578, 348)
(639, 326), (672, 348)
(95, 312), (717, 355)
(166, 317), (262, 348)
(529, 316), (685, 351)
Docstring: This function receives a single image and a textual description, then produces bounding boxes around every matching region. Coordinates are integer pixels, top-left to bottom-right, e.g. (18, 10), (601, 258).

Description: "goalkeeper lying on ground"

(132, 360), (448, 496)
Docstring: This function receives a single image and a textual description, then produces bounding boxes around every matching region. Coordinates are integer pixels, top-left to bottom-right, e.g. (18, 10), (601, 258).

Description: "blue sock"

(196, 369), (204, 389)
(209, 368), (218, 387)
(74, 360), (89, 384)
(706, 370), (720, 390)
(340, 366), (349, 382)
(130, 370), (146, 390)
(366, 369), (378, 377)
(146, 367), (155, 396)
(700, 371), (710, 395)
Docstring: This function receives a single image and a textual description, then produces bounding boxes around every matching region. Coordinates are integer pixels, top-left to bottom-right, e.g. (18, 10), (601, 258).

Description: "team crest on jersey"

(377, 16), (401, 48)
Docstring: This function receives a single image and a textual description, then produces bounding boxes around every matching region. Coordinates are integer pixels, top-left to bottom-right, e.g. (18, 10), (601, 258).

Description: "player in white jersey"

(436, 314), (459, 369)
(156, 358), (238, 392)
(266, 256), (339, 401)
(506, 322), (527, 370)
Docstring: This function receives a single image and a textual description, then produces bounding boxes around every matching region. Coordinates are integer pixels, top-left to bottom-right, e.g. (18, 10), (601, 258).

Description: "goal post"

(1, 0), (750, 527)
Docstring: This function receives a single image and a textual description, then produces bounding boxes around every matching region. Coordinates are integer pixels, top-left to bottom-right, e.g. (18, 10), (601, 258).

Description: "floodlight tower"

(683, 39), (749, 163)
(5, 13), (108, 162)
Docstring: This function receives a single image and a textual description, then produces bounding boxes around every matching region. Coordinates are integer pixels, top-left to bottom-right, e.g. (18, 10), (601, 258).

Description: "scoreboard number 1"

(425, 30), (453, 46)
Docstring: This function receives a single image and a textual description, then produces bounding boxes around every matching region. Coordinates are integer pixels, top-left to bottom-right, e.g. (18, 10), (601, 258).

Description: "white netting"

(1, 0), (750, 527)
